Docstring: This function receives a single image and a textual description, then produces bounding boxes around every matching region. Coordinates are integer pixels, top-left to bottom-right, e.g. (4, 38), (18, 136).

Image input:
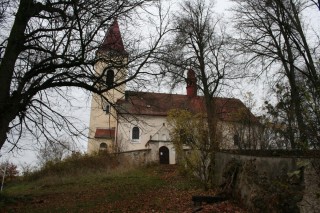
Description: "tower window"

(104, 104), (110, 113)
(106, 70), (114, 88)
(132, 126), (140, 141)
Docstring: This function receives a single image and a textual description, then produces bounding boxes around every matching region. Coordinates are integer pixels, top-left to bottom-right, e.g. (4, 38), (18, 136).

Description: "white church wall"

(116, 114), (178, 164)
(117, 114), (168, 151)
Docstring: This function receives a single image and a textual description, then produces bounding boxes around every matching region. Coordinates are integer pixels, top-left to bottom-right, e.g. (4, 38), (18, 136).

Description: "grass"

(0, 153), (245, 212)
(0, 154), (193, 212)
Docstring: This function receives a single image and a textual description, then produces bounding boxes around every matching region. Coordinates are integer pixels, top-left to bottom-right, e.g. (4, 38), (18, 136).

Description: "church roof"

(94, 128), (115, 139)
(117, 91), (258, 123)
(98, 19), (128, 55)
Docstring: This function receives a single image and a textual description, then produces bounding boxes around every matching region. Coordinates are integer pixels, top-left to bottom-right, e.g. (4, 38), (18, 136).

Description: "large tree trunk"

(277, 15), (308, 149)
(0, 120), (10, 150)
(0, 1), (35, 150)
(0, 1), (33, 102)
(289, 75), (308, 149)
(0, 114), (16, 150)
(199, 56), (219, 189)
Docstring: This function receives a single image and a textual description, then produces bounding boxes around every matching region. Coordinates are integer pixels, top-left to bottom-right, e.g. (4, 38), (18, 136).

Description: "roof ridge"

(125, 90), (242, 101)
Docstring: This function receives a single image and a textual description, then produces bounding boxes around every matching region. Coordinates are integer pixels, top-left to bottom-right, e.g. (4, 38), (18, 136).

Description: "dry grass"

(1, 153), (246, 212)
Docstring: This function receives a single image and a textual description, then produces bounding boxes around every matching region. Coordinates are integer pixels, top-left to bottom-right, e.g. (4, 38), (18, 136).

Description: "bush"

(23, 151), (121, 181)
(0, 162), (19, 182)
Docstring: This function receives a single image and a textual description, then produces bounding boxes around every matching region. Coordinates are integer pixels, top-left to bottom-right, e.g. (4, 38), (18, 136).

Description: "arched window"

(106, 70), (114, 88)
(104, 104), (110, 113)
(233, 134), (240, 146)
(132, 126), (140, 141)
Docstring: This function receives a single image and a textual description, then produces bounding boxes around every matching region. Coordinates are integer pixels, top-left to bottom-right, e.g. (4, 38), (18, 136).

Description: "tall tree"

(232, 0), (320, 149)
(159, 0), (235, 150)
(0, 0), (167, 151)
(156, 0), (236, 187)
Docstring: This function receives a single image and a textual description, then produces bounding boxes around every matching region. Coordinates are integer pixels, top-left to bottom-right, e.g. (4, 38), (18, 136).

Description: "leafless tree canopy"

(156, 0), (239, 153)
(232, 0), (320, 149)
(0, 0), (167, 151)
(158, 0), (237, 96)
(36, 139), (71, 166)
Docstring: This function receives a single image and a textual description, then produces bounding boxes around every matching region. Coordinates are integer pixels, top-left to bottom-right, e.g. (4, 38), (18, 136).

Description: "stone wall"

(215, 152), (320, 212)
(116, 149), (152, 166)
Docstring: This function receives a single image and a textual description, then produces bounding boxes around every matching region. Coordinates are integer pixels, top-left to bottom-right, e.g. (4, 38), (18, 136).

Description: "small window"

(233, 134), (240, 146)
(106, 70), (114, 88)
(104, 104), (110, 113)
(132, 126), (140, 141)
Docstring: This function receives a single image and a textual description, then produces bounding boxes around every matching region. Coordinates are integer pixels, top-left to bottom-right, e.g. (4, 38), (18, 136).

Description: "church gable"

(149, 124), (171, 142)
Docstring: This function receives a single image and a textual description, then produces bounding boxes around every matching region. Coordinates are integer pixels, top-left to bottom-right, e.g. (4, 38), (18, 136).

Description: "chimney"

(186, 69), (197, 97)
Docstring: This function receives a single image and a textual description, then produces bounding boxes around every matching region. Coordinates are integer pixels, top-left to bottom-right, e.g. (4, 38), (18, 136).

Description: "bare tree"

(0, 0), (168, 151)
(154, 0), (238, 187)
(1, 161), (18, 191)
(264, 83), (298, 149)
(36, 139), (71, 167)
(158, 0), (236, 148)
(232, 0), (320, 149)
(231, 92), (260, 150)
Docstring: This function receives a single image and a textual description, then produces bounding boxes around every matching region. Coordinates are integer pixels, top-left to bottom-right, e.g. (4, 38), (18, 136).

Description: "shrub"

(23, 151), (121, 181)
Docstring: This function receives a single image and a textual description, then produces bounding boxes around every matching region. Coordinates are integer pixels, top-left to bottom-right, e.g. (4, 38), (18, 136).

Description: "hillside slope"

(1, 162), (245, 212)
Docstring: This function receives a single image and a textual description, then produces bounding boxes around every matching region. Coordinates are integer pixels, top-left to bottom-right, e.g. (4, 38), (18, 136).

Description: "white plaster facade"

(116, 115), (176, 164)
(87, 58), (126, 153)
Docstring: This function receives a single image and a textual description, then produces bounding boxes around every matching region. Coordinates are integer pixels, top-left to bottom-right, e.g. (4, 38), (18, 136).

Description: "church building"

(87, 19), (258, 164)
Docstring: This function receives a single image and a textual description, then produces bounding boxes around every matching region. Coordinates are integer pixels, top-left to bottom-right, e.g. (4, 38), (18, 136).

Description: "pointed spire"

(98, 18), (128, 55)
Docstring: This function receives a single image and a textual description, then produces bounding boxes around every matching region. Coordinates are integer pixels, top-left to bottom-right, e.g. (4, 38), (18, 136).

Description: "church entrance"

(159, 146), (169, 164)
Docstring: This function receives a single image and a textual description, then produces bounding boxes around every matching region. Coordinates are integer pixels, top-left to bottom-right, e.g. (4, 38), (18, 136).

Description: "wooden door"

(159, 146), (169, 164)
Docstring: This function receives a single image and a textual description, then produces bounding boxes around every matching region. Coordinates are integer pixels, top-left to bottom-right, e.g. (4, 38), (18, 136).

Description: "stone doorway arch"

(159, 146), (169, 164)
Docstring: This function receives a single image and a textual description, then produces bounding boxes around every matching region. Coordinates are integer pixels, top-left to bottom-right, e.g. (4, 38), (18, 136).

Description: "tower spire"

(98, 18), (127, 55)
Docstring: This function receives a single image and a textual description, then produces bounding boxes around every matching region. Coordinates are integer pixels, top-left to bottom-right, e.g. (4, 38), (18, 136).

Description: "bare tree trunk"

(0, 1), (34, 149)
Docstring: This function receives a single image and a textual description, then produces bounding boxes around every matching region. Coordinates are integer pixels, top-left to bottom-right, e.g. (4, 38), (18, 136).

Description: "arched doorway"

(99, 143), (107, 151)
(159, 146), (169, 164)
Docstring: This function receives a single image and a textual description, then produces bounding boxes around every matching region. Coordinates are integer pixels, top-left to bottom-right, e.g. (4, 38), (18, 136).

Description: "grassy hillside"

(0, 153), (245, 212)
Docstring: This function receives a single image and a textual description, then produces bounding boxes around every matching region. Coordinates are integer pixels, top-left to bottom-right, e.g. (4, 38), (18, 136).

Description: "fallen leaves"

(3, 165), (247, 212)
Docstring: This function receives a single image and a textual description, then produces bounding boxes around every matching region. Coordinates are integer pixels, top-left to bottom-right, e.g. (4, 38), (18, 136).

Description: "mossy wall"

(215, 152), (320, 212)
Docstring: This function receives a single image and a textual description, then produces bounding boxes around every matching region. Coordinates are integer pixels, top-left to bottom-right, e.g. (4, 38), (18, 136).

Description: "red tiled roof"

(94, 128), (115, 139)
(116, 91), (258, 123)
(98, 19), (127, 55)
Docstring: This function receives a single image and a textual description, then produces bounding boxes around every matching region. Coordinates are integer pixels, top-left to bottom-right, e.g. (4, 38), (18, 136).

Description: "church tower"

(88, 19), (128, 153)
